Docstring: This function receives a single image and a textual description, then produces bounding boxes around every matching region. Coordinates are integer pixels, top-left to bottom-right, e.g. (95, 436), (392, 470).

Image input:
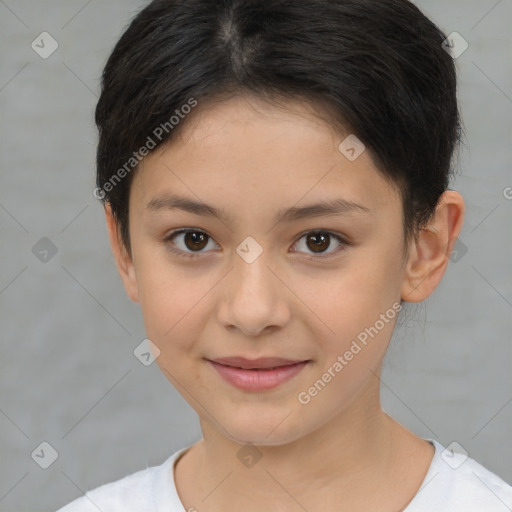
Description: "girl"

(58, 0), (512, 510)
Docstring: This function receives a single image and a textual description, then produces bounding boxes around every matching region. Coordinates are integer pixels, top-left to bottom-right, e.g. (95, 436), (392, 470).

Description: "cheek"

(134, 250), (200, 341)
(295, 281), (399, 416)
(137, 269), (210, 384)
(296, 250), (401, 336)
(291, 246), (402, 387)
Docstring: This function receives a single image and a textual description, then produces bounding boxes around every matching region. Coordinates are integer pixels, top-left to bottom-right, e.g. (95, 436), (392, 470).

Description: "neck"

(180, 374), (414, 511)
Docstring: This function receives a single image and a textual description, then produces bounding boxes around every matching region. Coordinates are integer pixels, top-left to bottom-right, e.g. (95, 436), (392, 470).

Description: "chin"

(219, 411), (308, 447)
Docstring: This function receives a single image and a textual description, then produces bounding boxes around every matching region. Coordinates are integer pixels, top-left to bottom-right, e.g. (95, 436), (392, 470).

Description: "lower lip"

(208, 360), (309, 391)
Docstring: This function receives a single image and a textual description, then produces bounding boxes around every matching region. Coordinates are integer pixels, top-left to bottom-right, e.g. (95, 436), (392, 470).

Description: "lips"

(209, 356), (307, 370)
(207, 356), (310, 391)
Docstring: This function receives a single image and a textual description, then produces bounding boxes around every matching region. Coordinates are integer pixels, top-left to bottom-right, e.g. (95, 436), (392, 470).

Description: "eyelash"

(163, 228), (349, 261)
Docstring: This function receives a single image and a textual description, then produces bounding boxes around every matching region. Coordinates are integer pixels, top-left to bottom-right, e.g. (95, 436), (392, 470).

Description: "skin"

(105, 95), (465, 511)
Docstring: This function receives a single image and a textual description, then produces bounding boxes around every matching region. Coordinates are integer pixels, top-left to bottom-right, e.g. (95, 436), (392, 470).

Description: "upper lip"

(208, 356), (308, 370)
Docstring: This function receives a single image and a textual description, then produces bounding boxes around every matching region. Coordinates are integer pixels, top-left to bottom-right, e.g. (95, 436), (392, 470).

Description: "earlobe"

(104, 203), (140, 303)
(401, 190), (465, 303)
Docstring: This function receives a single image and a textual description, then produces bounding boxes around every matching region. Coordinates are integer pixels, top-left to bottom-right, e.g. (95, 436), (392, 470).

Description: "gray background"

(0, 0), (511, 510)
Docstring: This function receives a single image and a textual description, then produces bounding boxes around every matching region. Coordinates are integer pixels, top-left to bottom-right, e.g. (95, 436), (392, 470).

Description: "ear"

(401, 190), (465, 303)
(104, 203), (140, 303)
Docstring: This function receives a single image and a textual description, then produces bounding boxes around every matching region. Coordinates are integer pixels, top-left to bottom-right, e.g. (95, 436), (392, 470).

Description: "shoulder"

(407, 440), (512, 512)
(54, 447), (188, 512)
(55, 464), (163, 512)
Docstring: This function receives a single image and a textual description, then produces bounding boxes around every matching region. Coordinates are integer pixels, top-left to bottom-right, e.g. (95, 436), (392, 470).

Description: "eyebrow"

(145, 193), (372, 224)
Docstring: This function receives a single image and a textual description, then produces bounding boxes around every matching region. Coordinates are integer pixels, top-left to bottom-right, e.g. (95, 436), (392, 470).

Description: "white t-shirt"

(56, 438), (512, 511)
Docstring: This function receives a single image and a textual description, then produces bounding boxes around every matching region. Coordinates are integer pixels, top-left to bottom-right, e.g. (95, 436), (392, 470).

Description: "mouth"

(208, 356), (308, 370)
(206, 356), (310, 391)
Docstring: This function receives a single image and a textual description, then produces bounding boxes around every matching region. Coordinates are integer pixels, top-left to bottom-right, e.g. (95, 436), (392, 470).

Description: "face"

(121, 95), (411, 445)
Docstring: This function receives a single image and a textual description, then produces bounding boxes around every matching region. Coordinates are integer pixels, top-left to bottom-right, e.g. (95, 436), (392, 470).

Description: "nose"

(217, 250), (291, 337)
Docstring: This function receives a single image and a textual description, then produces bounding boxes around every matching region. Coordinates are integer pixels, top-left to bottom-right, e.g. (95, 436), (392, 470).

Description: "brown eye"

(165, 229), (218, 258)
(306, 232), (330, 253)
(164, 228), (347, 260)
(292, 230), (347, 259)
(183, 231), (208, 251)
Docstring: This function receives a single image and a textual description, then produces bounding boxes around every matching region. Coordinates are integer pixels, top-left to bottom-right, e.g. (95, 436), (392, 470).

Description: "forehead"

(130, 95), (401, 225)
